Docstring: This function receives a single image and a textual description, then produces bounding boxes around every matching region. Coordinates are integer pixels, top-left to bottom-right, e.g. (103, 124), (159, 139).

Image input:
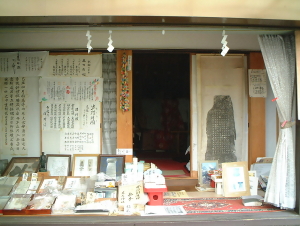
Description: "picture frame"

(46, 154), (71, 176)
(198, 160), (218, 185)
(72, 154), (99, 176)
(2, 157), (40, 177)
(0, 159), (8, 176)
(99, 155), (125, 180)
(222, 161), (250, 197)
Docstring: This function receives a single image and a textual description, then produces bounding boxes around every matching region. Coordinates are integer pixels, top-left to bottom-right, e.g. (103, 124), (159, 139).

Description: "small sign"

(248, 69), (267, 98)
(116, 148), (133, 155)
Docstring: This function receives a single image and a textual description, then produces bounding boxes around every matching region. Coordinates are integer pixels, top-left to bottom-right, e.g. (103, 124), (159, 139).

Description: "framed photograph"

(199, 160), (218, 185)
(46, 154), (71, 176)
(222, 161), (250, 197)
(99, 155), (125, 180)
(2, 157), (40, 177)
(72, 154), (99, 176)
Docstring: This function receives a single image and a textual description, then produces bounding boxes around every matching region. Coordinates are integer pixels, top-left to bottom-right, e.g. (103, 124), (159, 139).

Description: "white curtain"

(102, 53), (117, 154)
(258, 35), (296, 209)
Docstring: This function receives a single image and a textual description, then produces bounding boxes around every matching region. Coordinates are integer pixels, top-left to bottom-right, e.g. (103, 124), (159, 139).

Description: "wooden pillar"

(116, 50), (133, 163)
(295, 30), (300, 214)
(248, 52), (266, 168)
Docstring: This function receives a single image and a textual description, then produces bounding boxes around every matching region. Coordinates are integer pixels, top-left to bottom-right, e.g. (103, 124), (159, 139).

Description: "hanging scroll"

(39, 77), (103, 102)
(41, 101), (101, 154)
(48, 54), (101, 77)
(41, 53), (103, 155)
(0, 52), (49, 77)
(41, 102), (100, 130)
(0, 77), (28, 155)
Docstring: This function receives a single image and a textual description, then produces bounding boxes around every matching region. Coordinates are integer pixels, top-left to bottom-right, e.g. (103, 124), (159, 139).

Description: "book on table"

(241, 195), (263, 206)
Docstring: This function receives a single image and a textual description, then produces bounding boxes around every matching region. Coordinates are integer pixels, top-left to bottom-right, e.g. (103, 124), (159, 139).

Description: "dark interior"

(132, 52), (190, 163)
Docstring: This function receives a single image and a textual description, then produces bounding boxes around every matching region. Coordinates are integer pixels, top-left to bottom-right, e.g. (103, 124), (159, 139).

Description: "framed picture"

(0, 159), (8, 176)
(46, 154), (71, 176)
(72, 154), (99, 176)
(222, 161), (250, 197)
(199, 160), (218, 185)
(99, 155), (125, 180)
(2, 157), (40, 177)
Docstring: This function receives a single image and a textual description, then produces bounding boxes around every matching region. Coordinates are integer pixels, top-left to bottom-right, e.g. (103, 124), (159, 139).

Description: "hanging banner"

(39, 77), (103, 102)
(0, 51), (49, 77)
(0, 77), (28, 155)
(48, 54), (102, 77)
(248, 69), (267, 98)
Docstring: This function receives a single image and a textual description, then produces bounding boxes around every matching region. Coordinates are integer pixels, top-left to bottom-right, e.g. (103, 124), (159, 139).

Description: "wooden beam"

(116, 50), (133, 163)
(248, 52), (266, 168)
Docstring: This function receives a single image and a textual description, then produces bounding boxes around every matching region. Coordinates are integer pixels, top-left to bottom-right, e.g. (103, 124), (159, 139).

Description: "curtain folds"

(258, 35), (296, 209)
(102, 54), (117, 154)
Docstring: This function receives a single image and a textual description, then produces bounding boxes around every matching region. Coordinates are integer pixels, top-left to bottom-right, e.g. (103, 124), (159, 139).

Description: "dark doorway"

(132, 52), (190, 166)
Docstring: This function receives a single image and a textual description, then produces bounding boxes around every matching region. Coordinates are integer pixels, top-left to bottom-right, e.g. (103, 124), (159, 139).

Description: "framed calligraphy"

(46, 154), (71, 176)
(2, 157), (40, 177)
(72, 154), (99, 176)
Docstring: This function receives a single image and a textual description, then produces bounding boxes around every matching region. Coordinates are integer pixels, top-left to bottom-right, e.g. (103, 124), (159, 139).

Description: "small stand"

(211, 175), (223, 195)
(144, 186), (168, 205)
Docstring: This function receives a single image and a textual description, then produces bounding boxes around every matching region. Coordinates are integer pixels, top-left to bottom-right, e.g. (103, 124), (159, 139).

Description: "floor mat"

(162, 170), (186, 175)
(163, 197), (282, 215)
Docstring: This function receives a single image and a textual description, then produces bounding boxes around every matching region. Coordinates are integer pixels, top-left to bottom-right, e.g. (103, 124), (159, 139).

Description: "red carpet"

(163, 197), (282, 214)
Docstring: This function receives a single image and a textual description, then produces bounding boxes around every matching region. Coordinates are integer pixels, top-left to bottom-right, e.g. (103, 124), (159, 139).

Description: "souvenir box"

(2, 194), (32, 215)
(25, 194), (56, 215)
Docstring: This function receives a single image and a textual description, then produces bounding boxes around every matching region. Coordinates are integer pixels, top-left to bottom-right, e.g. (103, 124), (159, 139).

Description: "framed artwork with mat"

(72, 154), (99, 176)
(99, 155), (125, 180)
(46, 154), (71, 176)
(2, 157), (40, 177)
(222, 161), (250, 197)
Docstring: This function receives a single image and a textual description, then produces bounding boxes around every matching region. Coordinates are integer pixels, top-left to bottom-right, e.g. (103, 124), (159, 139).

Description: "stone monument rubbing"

(205, 95), (237, 163)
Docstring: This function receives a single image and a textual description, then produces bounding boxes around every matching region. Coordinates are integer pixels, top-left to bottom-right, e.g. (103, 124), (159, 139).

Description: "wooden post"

(248, 52), (266, 168)
(116, 50), (133, 163)
(294, 30), (300, 214)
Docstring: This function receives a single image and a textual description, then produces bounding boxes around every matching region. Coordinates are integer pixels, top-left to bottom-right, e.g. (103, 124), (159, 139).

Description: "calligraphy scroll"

(39, 77), (103, 102)
(41, 102), (100, 130)
(0, 52), (49, 77)
(0, 77), (27, 155)
(48, 54), (101, 77)
(41, 101), (101, 154)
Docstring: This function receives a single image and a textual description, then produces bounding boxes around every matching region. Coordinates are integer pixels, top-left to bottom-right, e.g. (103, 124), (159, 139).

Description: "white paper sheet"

(248, 69), (267, 98)
(143, 205), (186, 216)
(39, 77), (103, 102)
(0, 77), (28, 155)
(48, 54), (101, 77)
(0, 51), (49, 77)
